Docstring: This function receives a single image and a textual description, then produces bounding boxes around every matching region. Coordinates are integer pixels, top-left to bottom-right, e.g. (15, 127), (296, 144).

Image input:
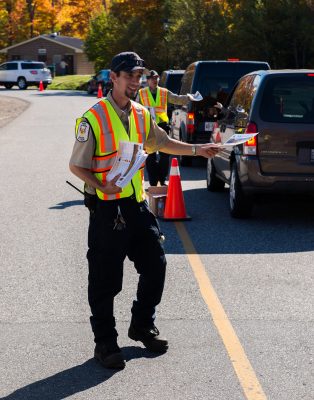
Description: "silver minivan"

(0, 61), (52, 90)
(207, 70), (314, 218)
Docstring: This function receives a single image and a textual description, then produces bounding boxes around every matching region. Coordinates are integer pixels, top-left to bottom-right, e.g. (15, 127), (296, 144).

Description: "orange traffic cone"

(97, 83), (103, 98)
(38, 80), (44, 91)
(163, 157), (191, 220)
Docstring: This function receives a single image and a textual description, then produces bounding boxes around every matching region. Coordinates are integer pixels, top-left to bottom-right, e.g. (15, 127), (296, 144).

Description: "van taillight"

(187, 112), (195, 134)
(307, 73), (314, 77)
(243, 122), (258, 155)
(227, 58), (240, 62)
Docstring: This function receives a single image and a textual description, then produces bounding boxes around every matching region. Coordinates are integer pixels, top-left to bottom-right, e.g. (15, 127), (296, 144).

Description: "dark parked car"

(87, 69), (112, 95)
(170, 60), (270, 165)
(159, 69), (185, 119)
(207, 69), (314, 218)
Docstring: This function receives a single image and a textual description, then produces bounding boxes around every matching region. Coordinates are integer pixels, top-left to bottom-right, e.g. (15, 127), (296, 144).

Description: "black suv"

(170, 60), (270, 165)
(159, 69), (185, 120)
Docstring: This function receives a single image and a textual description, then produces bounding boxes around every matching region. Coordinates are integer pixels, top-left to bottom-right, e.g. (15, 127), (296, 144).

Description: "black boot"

(128, 323), (168, 353)
(94, 342), (126, 369)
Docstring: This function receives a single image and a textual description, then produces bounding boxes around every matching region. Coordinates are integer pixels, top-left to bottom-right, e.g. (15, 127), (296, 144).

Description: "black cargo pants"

(87, 196), (166, 344)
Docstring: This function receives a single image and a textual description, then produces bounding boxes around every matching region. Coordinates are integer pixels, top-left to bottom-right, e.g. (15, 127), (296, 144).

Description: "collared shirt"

(70, 91), (170, 169)
(165, 89), (190, 106)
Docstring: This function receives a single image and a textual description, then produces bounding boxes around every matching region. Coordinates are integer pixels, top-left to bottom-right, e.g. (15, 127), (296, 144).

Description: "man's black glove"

(84, 191), (97, 213)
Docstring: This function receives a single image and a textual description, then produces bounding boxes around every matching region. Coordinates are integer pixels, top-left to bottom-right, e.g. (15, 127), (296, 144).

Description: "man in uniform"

(69, 51), (220, 370)
(138, 70), (199, 186)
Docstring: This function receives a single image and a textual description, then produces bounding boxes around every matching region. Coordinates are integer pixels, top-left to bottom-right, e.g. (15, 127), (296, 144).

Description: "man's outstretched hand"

(197, 144), (222, 158)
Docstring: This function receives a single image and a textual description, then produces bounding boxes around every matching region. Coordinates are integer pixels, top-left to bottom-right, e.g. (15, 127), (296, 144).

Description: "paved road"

(0, 89), (313, 400)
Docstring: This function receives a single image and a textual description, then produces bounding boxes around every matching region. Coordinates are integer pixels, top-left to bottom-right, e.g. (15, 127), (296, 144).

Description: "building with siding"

(0, 33), (95, 76)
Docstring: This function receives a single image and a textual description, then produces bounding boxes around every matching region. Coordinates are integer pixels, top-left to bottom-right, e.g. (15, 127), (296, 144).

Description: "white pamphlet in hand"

(187, 91), (203, 101)
(107, 141), (148, 188)
(218, 133), (258, 147)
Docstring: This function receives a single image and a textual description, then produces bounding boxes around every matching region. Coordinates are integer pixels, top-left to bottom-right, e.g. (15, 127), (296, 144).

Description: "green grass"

(48, 75), (92, 90)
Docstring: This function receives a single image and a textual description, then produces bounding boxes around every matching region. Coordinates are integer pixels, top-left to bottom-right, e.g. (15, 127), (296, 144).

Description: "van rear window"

(165, 74), (183, 94)
(193, 62), (269, 105)
(21, 63), (45, 69)
(99, 70), (110, 80)
(260, 76), (314, 123)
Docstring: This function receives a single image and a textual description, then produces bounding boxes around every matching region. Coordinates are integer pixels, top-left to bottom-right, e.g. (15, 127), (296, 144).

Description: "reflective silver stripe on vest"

(92, 102), (115, 150)
(132, 104), (146, 142)
(91, 153), (117, 172)
(106, 193), (119, 201)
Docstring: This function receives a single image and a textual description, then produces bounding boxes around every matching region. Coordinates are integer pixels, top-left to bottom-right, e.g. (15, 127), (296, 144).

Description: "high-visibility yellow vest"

(77, 98), (150, 202)
(138, 87), (169, 124)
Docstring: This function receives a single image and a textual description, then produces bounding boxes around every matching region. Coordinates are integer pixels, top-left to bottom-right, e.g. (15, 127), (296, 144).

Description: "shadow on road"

(49, 187), (314, 255)
(49, 200), (84, 209)
(161, 185), (314, 255)
(0, 88), (94, 98)
(30, 91), (90, 97)
(55, 164), (314, 255)
(2, 346), (160, 400)
(1, 359), (116, 400)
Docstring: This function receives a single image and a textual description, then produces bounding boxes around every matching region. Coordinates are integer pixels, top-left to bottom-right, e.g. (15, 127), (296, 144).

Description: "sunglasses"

(113, 59), (146, 72)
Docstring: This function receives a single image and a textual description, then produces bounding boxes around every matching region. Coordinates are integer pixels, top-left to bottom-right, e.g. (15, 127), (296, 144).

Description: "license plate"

(205, 122), (214, 131)
(311, 149), (314, 162)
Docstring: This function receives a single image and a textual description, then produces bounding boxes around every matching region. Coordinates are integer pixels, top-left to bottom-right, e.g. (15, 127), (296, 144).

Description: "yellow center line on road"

(175, 222), (267, 400)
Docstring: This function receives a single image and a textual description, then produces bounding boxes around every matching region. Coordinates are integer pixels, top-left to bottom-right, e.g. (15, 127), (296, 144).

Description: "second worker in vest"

(69, 52), (221, 370)
(138, 70), (199, 186)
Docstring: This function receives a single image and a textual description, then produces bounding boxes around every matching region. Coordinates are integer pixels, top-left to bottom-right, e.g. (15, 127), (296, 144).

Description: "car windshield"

(194, 62), (269, 105)
(260, 75), (314, 123)
(166, 74), (183, 94)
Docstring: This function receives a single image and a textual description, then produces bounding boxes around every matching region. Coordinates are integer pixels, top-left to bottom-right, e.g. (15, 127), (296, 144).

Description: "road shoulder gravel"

(0, 95), (30, 128)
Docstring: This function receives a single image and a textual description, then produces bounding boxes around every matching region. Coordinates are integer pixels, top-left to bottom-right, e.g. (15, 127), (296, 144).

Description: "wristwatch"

(191, 145), (197, 156)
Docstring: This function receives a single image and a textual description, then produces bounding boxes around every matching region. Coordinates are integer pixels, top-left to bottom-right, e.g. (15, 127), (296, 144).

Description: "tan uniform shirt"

(69, 91), (171, 170)
(167, 90), (190, 106)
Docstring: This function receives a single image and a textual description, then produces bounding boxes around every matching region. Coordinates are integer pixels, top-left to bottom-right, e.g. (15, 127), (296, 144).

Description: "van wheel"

(179, 155), (192, 167)
(206, 159), (225, 191)
(17, 78), (27, 90)
(229, 162), (253, 218)
(4, 83), (13, 89)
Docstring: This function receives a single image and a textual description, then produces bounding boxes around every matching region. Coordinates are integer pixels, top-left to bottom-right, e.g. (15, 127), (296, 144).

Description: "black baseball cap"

(111, 52), (147, 73)
(147, 70), (159, 79)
